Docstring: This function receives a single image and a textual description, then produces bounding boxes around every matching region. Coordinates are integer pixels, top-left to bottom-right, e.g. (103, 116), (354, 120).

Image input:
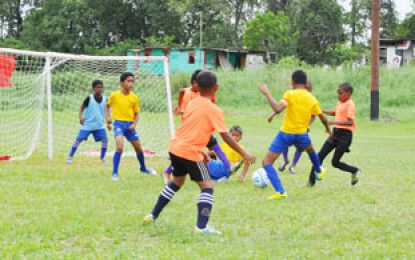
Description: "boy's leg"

(279, 147), (290, 171)
(207, 136), (231, 170)
(112, 135), (124, 178)
(291, 149), (302, 168)
(196, 179), (214, 229)
(307, 139), (335, 185)
(92, 129), (108, 161)
(130, 140), (156, 174)
(263, 151), (286, 196)
(151, 176), (185, 219)
(331, 136), (358, 174)
(100, 139), (108, 161)
(68, 139), (82, 160)
(68, 130), (89, 162)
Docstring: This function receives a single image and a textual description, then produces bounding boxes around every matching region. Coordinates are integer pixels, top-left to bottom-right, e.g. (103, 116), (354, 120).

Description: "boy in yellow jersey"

(259, 70), (331, 200)
(105, 72), (156, 181)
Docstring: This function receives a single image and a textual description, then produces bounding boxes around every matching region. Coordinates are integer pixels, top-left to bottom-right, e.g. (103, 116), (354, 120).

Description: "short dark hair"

(120, 72), (135, 82)
(191, 69), (202, 83)
(230, 125), (243, 135)
(196, 71), (217, 90)
(292, 70), (307, 84)
(339, 82), (353, 93)
(92, 79), (103, 88)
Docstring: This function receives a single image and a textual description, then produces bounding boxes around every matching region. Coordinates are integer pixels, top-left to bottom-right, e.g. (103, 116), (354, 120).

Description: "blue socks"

(264, 164), (285, 194)
(100, 140), (108, 160)
(113, 151), (122, 175)
(307, 150), (321, 173)
(197, 188), (214, 229)
(212, 144), (231, 170)
(69, 140), (81, 158)
(164, 164), (173, 174)
(137, 152), (147, 171)
(152, 182), (181, 219)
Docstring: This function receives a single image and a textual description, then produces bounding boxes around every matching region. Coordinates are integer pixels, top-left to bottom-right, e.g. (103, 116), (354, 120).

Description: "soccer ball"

(252, 168), (270, 188)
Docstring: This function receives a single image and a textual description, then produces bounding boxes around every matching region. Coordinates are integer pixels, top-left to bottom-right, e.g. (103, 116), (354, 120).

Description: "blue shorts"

(113, 121), (139, 141)
(76, 129), (107, 142)
(208, 160), (230, 181)
(269, 131), (312, 154)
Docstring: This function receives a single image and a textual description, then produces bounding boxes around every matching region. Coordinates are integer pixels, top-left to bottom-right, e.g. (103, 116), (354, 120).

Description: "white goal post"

(0, 48), (175, 160)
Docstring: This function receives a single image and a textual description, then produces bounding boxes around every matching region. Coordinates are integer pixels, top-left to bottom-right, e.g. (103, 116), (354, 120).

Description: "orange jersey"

(179, 87), (217, 114)
(169, 96), (228, 161)
(334, 99), (356, 131)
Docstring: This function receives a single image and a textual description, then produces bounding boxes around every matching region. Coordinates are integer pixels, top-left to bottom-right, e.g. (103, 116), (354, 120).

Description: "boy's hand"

(268, 113), (276, 123)
(259, 84), (271, 96)
(202, 151), (210, 163)
(80, 118), (85, 125)
(173, 106), (181, 116)
(243, 152), (256, 164)
(128, 123), (136, 130)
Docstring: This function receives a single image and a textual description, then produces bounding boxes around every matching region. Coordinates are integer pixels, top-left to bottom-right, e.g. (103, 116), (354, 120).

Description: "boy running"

(106, 72), (156, 181)
(308, 83), (360, 186)
(144, 71), (255, 234)
(259, 70), (331, 200)
(67, 80), (108, 164)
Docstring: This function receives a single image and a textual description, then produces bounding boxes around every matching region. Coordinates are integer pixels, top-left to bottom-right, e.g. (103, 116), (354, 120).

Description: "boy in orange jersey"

(309, 83), (360, 186)
(144, 71), (255, 234)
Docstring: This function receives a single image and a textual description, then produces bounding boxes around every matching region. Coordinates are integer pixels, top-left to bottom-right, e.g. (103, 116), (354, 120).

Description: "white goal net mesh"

(0, 48), (174, 161)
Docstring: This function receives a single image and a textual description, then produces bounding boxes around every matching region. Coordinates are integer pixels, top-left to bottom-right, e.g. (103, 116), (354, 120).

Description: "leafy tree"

(396, 14), (415, 39)
(243, 11), (292, 58)
(343, 0), (371, 46)
(380, 0), (398, 38)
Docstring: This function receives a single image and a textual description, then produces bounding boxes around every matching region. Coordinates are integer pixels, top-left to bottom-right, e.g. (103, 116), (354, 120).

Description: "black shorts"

(169, 152), (211, 182)
(330, 128), (353, 151)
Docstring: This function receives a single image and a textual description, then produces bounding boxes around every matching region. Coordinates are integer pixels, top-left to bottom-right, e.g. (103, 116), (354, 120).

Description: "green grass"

(1, 115), (415, 258)
(1, 65), (415, 257)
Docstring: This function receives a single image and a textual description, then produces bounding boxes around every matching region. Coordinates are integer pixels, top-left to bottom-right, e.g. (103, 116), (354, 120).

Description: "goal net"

(0, 48), (174, 161)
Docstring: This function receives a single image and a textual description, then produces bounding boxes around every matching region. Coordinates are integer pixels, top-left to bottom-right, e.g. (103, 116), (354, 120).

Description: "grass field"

(1, 65), (415, 258)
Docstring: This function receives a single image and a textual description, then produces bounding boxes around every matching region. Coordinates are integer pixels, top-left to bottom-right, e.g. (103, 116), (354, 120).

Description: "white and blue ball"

(252, 168), (270, 188)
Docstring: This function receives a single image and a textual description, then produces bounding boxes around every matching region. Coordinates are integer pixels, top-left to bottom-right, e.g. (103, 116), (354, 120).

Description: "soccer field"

(1, 114), (414, 258)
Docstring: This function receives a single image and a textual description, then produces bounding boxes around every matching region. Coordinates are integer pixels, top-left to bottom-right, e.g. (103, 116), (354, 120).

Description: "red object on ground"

(144, 149), (156, 156)
(0, 55), (16, 88)
(0, 155), (11, 161)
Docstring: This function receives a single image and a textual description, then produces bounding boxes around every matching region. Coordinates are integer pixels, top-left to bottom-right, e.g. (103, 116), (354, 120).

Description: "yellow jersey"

(279, 89), (322, 134)
(220, 142), (245, 164)
(107, 90), (140, 122)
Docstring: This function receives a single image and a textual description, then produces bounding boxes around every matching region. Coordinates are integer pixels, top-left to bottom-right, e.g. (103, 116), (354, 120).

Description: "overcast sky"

(339, 0), (414, 20)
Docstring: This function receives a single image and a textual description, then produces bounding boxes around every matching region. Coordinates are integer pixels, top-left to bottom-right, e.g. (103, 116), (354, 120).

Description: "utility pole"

(199, 11), (203, 69)
(370, 0), (380, 121)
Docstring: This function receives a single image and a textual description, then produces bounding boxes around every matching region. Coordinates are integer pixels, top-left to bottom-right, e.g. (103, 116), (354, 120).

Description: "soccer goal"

(0, 48), (174, 160)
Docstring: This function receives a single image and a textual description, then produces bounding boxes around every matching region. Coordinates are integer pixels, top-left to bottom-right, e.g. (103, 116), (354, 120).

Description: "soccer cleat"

(278, 161), (289, 172)
(140, 167), (157, 176)
(194, 225), (222, 235)
(112, 173), (119, 181)
(289, 166), (296, 174)
(230, 161), (243, 174)
(316, 167), (326, 181)
(351, 170), (360, 186)
(66, 158), (73, 164)
(267, 192), (288, 201)
(143, 214), (155, 224)
(101, 159), (109, 166)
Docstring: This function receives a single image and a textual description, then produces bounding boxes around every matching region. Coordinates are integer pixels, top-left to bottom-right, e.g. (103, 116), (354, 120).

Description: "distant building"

(380, 39), (415, 67)
(127, 48), (275, 75)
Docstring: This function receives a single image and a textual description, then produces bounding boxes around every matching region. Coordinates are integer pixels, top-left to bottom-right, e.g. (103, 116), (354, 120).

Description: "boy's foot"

(162, 172), (171, 184)
(267, 192), (288, 201)
(351, 170), (360, 186)
(194, 225), (222, 235)
(66, 158), (73, 164)
(140, 167), (157, 176)
(101, 159), (109, 166)
(143, 213), (155, 224)
(215, 177), (228, 183)
(112, 173), (119, 181)
(230, 161), (243, 174)
(316, 167), (326, 181)
(289, 166), (296, 174)
(278, 161), (289, 172)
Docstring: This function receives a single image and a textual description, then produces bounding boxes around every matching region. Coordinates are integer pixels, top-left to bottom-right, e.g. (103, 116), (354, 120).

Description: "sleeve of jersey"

(312, 101), (323, 116)
(211, 108), (228, 133)
(279, 91), (290, 107)
(107, 93), (114, 106)
(135, 96), (140, 113)
(82, 96), (90, 108)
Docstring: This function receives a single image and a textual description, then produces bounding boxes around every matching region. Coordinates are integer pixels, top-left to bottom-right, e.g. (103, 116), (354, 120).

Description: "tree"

(243, 11), (292, 58)
(380, 0), (398, 38)
(290, 0), (344, 64)
(396, 14), (415, 39)
(343, 0), (371, 46)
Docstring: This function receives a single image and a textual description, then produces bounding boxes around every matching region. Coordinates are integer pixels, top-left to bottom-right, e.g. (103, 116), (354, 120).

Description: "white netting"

(0, 48), (174, 160)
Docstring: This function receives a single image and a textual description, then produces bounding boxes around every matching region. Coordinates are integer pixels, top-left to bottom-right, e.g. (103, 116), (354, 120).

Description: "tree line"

(0, 0), (414, 65)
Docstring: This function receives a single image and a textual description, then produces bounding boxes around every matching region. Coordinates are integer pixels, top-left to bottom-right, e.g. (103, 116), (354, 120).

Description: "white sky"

(339, 0), (414, 20)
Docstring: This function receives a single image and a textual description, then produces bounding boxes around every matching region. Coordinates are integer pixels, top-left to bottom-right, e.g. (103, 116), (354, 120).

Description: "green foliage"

(243, 12), (293, 57)
(0, 38), (33, 50)
(85, 40), (139, 56)
(396, 14), (415, 39)
(330, 43), (361, 66)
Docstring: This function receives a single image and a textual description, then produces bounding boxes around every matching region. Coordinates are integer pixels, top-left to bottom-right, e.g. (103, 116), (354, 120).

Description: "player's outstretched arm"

(323, 109), (335, 116)
(259, 84), (285, 113)
(318, 114), (332, 136)
(268, 111), (281, 123)
(220, 132), (255, 164)
(79, 106), (85, 125)
(328, 118), (354, 126)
